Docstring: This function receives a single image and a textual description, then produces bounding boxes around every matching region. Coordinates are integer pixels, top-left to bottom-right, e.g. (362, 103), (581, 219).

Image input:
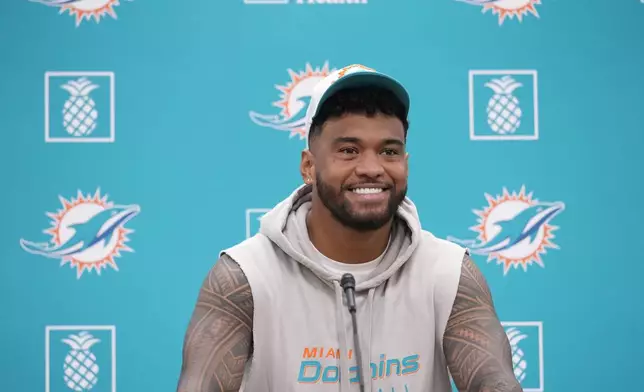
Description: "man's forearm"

(479, 377), (523, 392)
(445, 324), (522, 392)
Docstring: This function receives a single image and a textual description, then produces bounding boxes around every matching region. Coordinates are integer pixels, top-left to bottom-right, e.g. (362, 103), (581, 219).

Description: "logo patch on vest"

(297, 346), (418, 390)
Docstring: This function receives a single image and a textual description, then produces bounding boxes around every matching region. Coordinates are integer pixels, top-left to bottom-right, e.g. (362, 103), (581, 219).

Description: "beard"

(315, 171), (407, 232)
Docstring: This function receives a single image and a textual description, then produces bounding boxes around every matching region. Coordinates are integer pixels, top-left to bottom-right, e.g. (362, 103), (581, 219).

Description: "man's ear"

(300, 149), (315, 184)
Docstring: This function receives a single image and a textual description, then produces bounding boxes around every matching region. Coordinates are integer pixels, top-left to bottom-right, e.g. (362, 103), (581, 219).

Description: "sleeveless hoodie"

(221, 184), (466, 392)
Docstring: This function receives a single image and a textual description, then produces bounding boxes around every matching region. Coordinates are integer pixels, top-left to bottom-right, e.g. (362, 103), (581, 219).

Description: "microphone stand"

(341, 273), (365, 392)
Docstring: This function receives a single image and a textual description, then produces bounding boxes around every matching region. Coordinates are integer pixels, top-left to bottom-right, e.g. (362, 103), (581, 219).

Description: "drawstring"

(334, 281), (377, 392)
(365, 288), (375, 392)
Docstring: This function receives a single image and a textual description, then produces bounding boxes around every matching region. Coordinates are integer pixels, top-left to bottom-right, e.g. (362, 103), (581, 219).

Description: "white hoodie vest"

(221, 185), (466, 392)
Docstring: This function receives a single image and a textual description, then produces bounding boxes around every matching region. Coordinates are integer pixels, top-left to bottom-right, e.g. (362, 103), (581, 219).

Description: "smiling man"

(176, 65), (522, 392)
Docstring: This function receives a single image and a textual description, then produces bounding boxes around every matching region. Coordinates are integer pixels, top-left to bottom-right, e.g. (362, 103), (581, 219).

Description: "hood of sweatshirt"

(258, 184), (423, 391)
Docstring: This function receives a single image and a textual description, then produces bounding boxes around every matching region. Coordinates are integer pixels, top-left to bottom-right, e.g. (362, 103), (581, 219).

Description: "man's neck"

(306, 202), (392, 264)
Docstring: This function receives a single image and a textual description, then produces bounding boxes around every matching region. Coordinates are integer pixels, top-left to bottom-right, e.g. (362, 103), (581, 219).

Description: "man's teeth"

(352, 188), (383, 194)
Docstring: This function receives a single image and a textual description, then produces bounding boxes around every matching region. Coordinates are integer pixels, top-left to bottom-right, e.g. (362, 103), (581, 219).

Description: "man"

(176, 64), (522, 392)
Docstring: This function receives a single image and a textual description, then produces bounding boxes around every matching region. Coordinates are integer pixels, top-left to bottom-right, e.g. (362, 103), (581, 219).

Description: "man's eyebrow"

(331, 137), (404, 146)
(382, 138), (404, 147)
(332, 136), (361, 144)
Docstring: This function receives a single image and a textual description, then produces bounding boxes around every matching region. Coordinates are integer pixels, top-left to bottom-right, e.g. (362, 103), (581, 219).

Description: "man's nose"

(354, 152), (385, 178)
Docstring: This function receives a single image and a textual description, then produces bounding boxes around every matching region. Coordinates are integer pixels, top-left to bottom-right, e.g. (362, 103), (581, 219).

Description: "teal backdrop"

(1, 1), (643, 391)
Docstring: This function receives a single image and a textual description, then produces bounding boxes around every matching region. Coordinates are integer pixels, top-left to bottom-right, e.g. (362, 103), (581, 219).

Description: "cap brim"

(312, 71), (410, 121)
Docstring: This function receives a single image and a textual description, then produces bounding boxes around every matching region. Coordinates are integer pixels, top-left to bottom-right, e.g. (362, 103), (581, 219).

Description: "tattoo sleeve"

(443, 253), (523, 392)
(176, 253), (254, 392)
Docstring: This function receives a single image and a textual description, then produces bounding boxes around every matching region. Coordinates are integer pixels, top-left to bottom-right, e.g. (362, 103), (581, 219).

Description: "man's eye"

(382, 149), (399, 155)
(339, 147), (358, 154)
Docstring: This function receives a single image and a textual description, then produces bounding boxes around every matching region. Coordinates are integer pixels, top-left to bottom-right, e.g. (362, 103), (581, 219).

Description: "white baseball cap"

(304, 64), (410, 148)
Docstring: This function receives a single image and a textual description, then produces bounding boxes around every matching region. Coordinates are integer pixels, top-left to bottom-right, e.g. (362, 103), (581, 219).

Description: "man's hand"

(443, 252), (522, 392)
(176, 254), (254, 392)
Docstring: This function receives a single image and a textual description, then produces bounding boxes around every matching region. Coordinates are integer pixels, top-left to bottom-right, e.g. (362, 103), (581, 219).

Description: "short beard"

(315, 171), (407, 232)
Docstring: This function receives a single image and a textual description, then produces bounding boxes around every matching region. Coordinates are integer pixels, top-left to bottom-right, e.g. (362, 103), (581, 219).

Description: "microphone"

(341, 273), (365, 392)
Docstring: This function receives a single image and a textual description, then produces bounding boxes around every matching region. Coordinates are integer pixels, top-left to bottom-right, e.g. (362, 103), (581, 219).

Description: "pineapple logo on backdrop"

(45, 72), (115, 143)
(245, 208), (270, 239)
(46, 326), (116, 392)
(30, 0), (133, 27)
(469, 70), (538, 141)
(501, 322), (544, 391)
(19, 189), (140, 279)
(249, 62), (335, 140)
(448, 186), (565, 275)
(457, 0), (541, 25)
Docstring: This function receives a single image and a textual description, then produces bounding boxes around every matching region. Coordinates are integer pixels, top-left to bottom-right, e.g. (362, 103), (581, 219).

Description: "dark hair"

(308, 86), (409, 146)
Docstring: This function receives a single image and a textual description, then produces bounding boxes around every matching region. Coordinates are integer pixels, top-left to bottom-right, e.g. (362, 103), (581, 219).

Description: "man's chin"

(344, 218), (392, 232)
(347, 208), (389, 221)
(338, 211), (394, 231)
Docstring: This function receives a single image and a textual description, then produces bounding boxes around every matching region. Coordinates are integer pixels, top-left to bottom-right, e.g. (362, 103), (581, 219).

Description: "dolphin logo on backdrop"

(249, 62), (336, 140)
(20, 189), (140, 278)
(456, 0), (541, 25)
(448, 186), (565, 275)
(29, 0), (133, 26)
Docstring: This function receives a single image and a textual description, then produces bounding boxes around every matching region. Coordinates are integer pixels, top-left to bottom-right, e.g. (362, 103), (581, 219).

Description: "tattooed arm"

(176, 254), (254, 392)
(443, 252), (522, 392)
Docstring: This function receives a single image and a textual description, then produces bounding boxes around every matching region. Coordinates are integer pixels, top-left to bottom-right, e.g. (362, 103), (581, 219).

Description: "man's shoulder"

(401, 229), (467, 285)
(220, 233), (276, 259)
(418, 229), (468, 257)
(217, 233), (285, 284)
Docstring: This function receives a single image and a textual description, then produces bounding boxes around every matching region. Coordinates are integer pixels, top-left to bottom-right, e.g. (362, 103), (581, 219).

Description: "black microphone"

(341, 273), (365, 392)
